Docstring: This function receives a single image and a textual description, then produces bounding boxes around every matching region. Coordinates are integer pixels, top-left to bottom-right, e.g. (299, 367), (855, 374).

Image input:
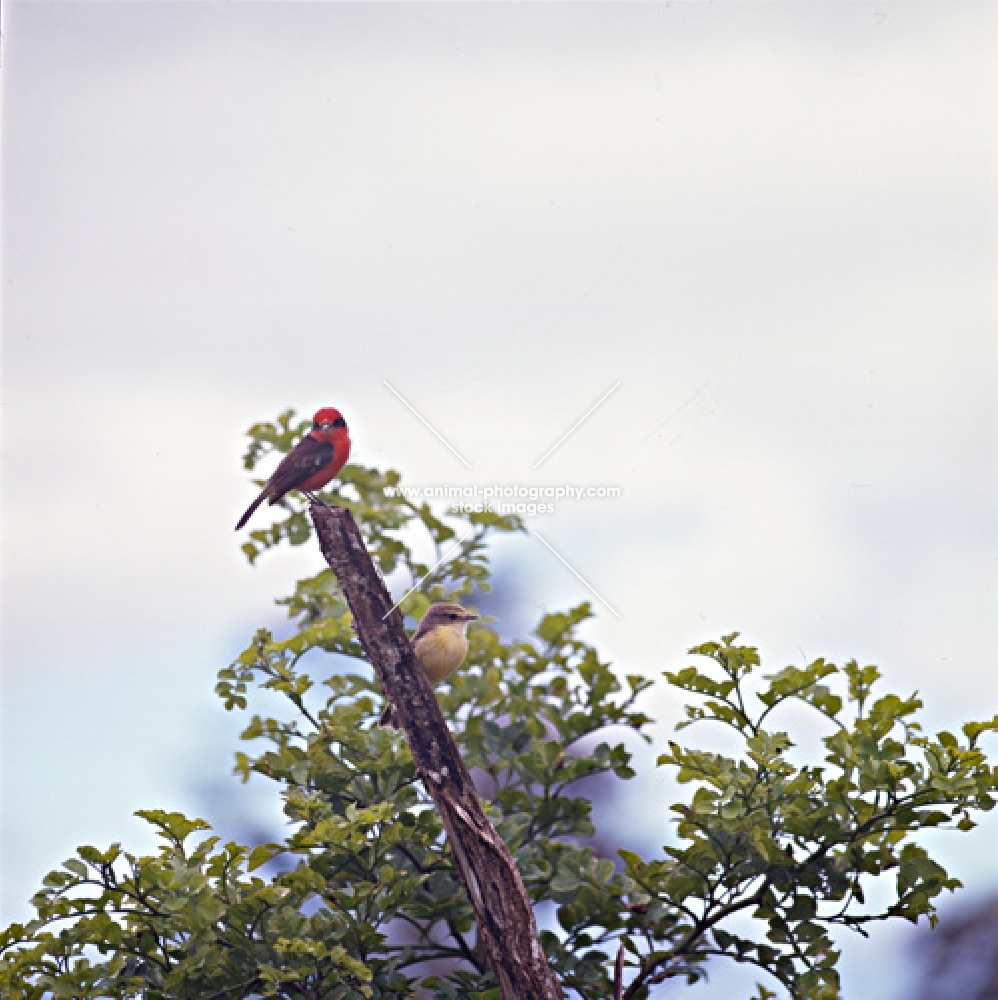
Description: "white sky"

(2, 4), (996, 998)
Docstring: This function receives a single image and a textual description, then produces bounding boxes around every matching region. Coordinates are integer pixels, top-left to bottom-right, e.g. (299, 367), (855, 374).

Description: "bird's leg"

(303, 490), (333, 509)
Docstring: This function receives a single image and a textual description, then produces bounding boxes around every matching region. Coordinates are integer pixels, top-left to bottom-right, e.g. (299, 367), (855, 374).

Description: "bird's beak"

(464, 612), (481, 622)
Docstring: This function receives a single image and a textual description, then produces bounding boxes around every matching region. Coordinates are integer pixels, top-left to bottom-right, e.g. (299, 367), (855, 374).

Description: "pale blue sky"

(2, 4), (996, 997)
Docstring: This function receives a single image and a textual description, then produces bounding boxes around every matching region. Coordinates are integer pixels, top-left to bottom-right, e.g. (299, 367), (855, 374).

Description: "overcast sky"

(2, 4), (996, 998)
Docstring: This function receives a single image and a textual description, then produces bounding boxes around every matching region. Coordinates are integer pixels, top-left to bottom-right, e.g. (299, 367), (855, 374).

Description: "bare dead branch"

(310, 504), (563, 1000)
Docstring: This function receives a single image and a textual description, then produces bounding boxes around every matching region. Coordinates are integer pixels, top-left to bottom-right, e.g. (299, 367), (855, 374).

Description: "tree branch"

(310, 504), (563, 1000)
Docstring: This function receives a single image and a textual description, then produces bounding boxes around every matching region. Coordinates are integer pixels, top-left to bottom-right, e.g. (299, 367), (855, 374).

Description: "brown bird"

(379, 603), (480, 728)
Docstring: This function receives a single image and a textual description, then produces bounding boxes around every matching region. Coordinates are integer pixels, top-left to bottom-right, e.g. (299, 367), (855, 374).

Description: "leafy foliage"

(2, 409), (995, 1000)
(617, 638), (998, 998)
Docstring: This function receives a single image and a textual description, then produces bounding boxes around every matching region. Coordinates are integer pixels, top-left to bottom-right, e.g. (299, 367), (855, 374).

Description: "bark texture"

(310, 504), (564, 1000)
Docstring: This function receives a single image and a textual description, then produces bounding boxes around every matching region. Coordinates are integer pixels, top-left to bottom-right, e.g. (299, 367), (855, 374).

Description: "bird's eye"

(332, 417), (346, 428)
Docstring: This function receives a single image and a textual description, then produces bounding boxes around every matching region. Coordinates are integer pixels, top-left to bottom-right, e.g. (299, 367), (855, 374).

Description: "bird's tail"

(235, 488), (270, 531)
(378, 702), (399, 729)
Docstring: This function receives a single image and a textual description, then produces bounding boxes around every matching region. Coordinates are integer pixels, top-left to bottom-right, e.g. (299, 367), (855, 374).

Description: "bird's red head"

(310, 407), (350, 455)
(312, 407), (346, 432)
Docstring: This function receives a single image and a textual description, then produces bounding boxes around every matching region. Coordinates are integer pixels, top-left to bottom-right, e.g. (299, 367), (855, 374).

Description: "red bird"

(235, 407), (351, 530)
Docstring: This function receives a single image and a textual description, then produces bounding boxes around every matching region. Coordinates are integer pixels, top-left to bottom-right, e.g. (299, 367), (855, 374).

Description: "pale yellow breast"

(414, 625), (470, 686)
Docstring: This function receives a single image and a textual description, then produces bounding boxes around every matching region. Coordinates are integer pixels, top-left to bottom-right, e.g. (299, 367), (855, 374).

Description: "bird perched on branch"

(379, 603), (480, 728)
(235, 407), (351, 530)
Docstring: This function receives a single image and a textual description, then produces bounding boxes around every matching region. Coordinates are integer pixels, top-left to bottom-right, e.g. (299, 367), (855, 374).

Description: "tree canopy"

(2, 409), (996, 1000)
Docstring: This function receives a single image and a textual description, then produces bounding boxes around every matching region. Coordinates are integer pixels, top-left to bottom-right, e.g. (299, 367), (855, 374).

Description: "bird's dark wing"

(265, 435), (335, 501)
